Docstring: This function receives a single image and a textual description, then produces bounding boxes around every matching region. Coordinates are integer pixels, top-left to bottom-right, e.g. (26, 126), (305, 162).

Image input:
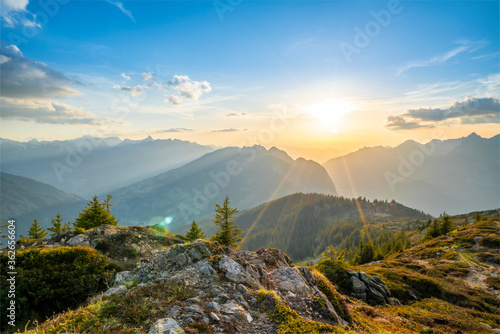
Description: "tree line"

(1, 194), (242, 248)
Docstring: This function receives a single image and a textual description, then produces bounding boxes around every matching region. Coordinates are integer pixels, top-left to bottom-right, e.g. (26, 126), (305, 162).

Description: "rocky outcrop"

(99, 239), (349, 333)
(17, 224), (187, 270)
(347, 270), (396, 305)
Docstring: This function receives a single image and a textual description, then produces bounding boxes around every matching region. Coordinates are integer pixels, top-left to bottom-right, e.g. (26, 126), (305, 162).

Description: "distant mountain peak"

(467, 132), (481, 139)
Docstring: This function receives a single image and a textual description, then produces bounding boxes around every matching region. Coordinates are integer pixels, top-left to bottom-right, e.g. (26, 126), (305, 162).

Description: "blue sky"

(1, 0), (499, 160)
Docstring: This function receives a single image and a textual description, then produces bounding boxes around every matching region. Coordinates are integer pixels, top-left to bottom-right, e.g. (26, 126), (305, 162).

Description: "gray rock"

(94, 285), (127, 302)
(168, 306), (181, 317)
(174, 253), (189, 267)
(188, 248), (202, 260)
(221, 302), (253, 323)
(207, 301), (221, 311)
(184, 305), (203, 314)
(366, 287), (386, 305)
(66, 234), (90, 246)
(114, 271), (134, 287)
(408, 290), (418, 301)
(148, 318), (184, 334)
(388, 297), (402, 305)
(209, 312), (220, 322)
(199, 263), (216, 276)
(219, 255), (243, 281)
(267, 267), (312, 297)
(193, 240), (212, 257)
(351, 276), (367, 294)
(359, 272), (371, 284)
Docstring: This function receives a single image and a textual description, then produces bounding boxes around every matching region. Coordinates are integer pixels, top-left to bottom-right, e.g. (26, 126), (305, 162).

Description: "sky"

(0, 0), (499, 161)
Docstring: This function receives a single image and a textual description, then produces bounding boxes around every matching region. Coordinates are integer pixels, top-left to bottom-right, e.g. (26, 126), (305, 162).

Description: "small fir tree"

(210, 195), (242, 247)
(185, 221), (206, 240)
(439, 215), (454, 235)
(28, 219), (48, 239)
(48, 213), (71, 238)
(74, 195), (118, 229)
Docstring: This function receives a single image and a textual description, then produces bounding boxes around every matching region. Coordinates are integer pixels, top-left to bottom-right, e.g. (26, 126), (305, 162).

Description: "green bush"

(480, 236), (500, 248)
(316, 258), (353, 295)
(0, 246), (119, 332)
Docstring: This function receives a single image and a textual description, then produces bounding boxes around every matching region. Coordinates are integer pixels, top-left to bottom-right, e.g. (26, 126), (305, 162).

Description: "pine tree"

(28, 219), (48, 239)
(74, 195), (118, 229)
(48, 213), (71, 238)
(210, 195), (242, 247)
(186, 221), (206, 240)
(103, 194), (113, 212)
(439, 215), (454, 235)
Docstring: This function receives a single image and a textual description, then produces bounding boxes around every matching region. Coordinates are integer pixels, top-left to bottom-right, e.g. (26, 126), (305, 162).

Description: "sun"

(306, 99), (353, 132)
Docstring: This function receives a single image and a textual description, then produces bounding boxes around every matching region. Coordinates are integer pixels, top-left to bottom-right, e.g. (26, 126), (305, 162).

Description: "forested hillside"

(232, 193), (430, 261)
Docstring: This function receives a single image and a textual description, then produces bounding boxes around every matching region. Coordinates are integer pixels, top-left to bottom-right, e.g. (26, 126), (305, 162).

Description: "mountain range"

(1, 133), (498, 238)
(0, 136), (214, 197)
(110, 145), (337, 230)
(323, 133), (499, 216)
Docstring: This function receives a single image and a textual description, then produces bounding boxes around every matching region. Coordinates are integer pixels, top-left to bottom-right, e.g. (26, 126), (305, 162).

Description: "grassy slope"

(345, 219), (500, 334)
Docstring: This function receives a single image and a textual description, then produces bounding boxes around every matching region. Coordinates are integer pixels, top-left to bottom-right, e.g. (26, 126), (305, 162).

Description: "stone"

(207, 301), (221, 310)
(209, 312), (220, 322)
(366, 287), (387, 305)
(67, 234), (90, 246)
(188, 248), (202, 260)
(148, 318), (184, 334)
(114, 271), (134, 287)
(267, 267), (312, 297)
(175, 253), (189, 267)
(221, 302), (253, 323)
(184, 305), (203, 314)
(408, 290), (418, 301)
(199, 263), (216, 276)
(351, 276), (367, 294)
(388, 297), (402, 305)
(359, 272), (371, 284)
(93, 285), (127, 302)
(219, 255), (243, 281)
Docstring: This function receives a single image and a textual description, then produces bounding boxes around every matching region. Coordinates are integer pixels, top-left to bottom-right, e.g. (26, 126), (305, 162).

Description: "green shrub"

(454, 235), (475, 248)
(480, 236), (500, 248)
(316, 259), (353, 295)
(0, 246), (119, 332)
(485, 277), (500, 290)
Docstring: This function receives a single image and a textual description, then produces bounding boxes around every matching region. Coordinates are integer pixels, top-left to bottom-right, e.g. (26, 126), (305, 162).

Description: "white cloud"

(156, 128), (194, 133)
(121, 73), (131, 80)
(113, 84), (142, 96)
(0, 44), (79, 98)
(166, 95), (182, 105)
(137, 73), (212, 105)
(0, 97), (126, 126)
(1, 0), (40, 28)
(142, 72), (155, 81)
(397, 40), (488, 75)
(168, 75), (212, 101)
(106, 0), (135, 23)
(226, 112), (247, 117)
(0, 55), (11, 65)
